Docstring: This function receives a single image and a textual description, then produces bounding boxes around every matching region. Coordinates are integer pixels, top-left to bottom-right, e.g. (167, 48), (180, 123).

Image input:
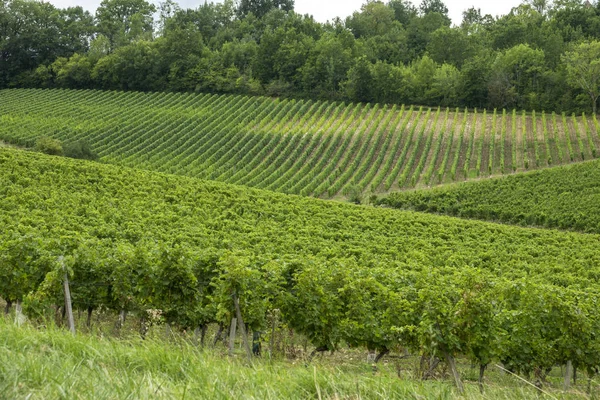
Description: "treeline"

(1, 0), (600, 116)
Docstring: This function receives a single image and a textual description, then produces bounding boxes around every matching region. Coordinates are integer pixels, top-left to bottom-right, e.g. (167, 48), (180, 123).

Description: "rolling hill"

(1, 88), (598, 198)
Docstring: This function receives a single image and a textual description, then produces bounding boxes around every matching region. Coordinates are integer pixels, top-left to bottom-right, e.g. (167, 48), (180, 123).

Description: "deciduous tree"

(562, 41), (600, 114)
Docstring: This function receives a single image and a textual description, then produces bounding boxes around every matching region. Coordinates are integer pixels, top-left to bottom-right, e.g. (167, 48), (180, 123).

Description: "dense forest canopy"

(2, 0), (600, 113)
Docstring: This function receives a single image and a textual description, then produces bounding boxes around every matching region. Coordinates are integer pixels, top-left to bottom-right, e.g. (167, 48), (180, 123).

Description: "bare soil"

(535, 116), (549, 167)
(565, 116), (583, 162)
(385, 108), (423, 170)
(503, 114), (513, 173)
(525, 115), (536, 169)
(404, 108), (438, 188)
(429, 110), (458, 186)
(327, 107), (384, 193)
(455, 113), (476, 181)
(576, 116), (595, 159)
(423, 109), (456, 187)
(479, 112), (494, 177)
(589, 116), (600, 151)
(362, 107), (409, 190)
(390, 111), (429, 191)
(468, 113), (483, 172)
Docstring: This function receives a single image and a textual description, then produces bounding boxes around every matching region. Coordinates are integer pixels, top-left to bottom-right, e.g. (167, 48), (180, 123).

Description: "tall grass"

(0, 319), (592, 399)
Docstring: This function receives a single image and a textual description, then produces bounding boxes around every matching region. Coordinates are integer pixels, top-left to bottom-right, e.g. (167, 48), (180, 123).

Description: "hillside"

(1, 88), (599, 198)
(377, 159), (600, 234)
(2, 147), (600, 379)
(2, 146), (598, 283)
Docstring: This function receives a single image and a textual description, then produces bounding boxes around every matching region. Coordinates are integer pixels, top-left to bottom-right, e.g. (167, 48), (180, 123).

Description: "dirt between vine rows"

(454, 113), (476, 181)
(391, 112), (430, 191)
(427, 111), (456, 187)
(414, 109), (450, 187)
(384, 109), (423, 176)
(479, 112), (495, 176)
(468, 112), (484, 172)
(525, 115), (536, 168)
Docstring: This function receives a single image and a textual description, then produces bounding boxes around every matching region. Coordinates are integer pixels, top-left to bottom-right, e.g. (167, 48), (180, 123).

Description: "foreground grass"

(0, 319), (592, 400)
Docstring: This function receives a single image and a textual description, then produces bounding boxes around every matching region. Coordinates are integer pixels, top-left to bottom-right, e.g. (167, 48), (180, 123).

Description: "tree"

(490, 43), (546, 109)
(388, 0), (418, 26)
(0, 0), (70, 87)
(361, 25), (409, 65)
(461, 51), (493, 108)
(157, 0), (180, 35)
(427, 26), (473, 68)
(419, 0), (448, 16)
(460, 7), (494, 34)
(157, 22), (205, 90)
(411, 54), (437, 103)
(526, 0), (553, 16)
(57, 6), (96, 55)
(301, 31), (355, 99)
(430, 63), (462, 106)
(551, 0), (600, 42)
(95, 0), (156, 50)
(407, 12), (450, 59)
(344, 57), (374, 103)
(346, 1), (396, 38)
(35, 136), (64, 156)
(562, 41), (600, 114)
(489, 6), (543, 50)
(92, 40), (162, 91)
(51, 54), (94, 89)
(370, 61), (412, 104)
(419, 0), (451, 25)
(237, 0), (294, 19)
(345, 2), (408, 64)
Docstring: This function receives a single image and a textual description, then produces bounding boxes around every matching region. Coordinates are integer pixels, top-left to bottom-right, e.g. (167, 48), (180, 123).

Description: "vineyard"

(377, 159), (600, 234)
(1, 88), (599, 198)
(2, 147), (600, 393)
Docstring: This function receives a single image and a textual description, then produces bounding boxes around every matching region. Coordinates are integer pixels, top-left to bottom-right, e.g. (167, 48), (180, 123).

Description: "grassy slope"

(1, 88), (598, 198)
(377, 158), (600, 234)
(0, 319), (591, 399)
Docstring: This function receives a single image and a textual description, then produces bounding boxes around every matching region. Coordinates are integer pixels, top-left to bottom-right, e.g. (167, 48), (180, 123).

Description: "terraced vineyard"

(1, 88), (599, 198)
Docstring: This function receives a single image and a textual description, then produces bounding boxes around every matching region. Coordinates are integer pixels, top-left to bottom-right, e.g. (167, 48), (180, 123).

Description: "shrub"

(34, 136), (63, 156)
(64, 140), (99, 161)
(347, 185), (363, 205)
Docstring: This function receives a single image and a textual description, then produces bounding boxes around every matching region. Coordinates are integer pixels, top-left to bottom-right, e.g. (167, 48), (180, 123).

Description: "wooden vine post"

(269, 309), (279, 359)
(564, 360), (573, 390)
(444, 351), (464, 395)
(14, 300), (24, 327)
(228, 317), (237, 357)
(60, 256), (76, 335)
(233, 292), (253, 360)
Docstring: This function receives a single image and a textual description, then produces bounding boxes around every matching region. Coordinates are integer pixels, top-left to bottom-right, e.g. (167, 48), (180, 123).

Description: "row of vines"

(2, 148), (600, 390)
(378, 157), (600, 234)
(1, 89), (599, 198)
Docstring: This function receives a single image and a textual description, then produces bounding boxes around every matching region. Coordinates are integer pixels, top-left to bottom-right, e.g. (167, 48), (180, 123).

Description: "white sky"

(46, 0), (524, 26)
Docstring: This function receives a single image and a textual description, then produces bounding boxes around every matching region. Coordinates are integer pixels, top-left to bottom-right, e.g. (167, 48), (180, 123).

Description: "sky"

(46, 0), (524, 26)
